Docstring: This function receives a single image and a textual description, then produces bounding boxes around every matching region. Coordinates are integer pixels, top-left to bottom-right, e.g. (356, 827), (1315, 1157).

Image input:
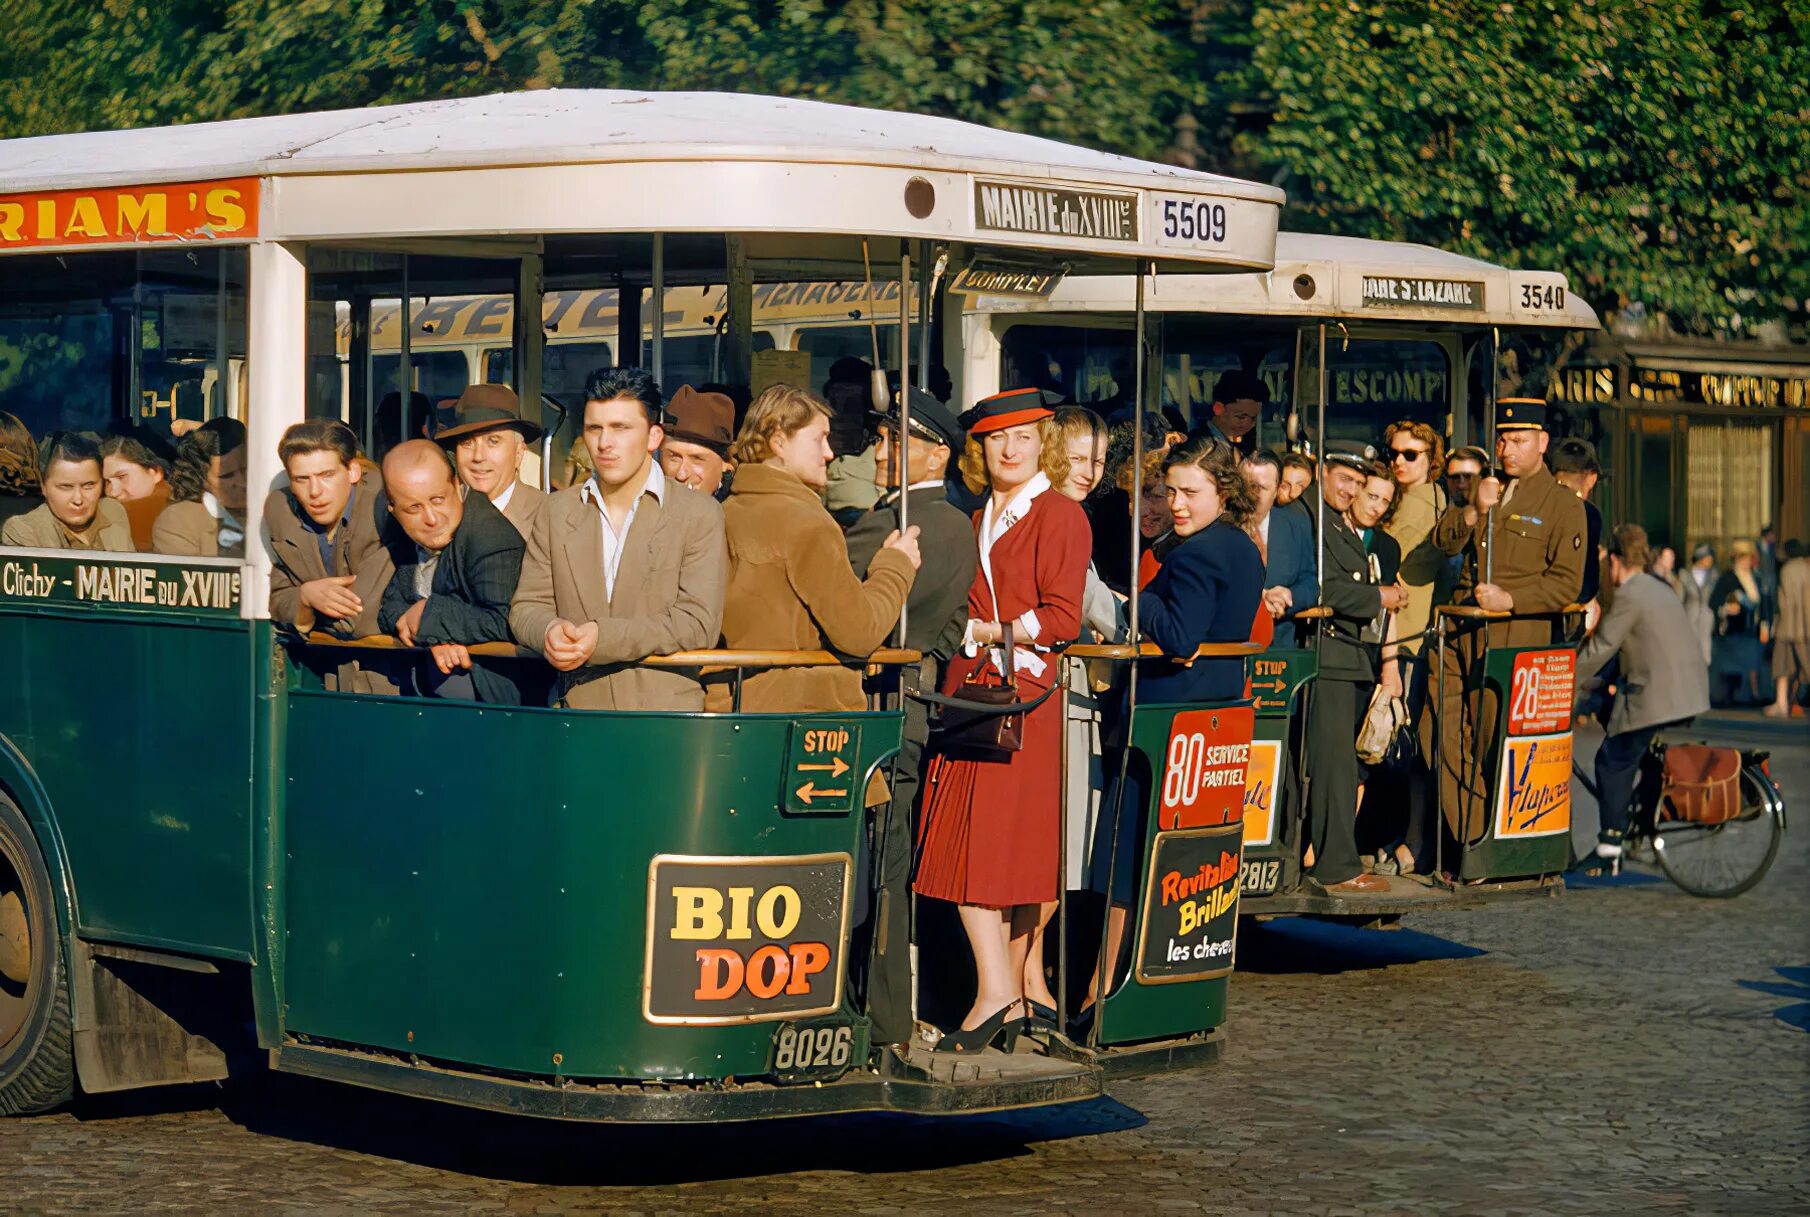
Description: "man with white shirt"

(1241, 449), (1318, 647)
(509, 367), (728, 711)
(432, 384), (547, 539)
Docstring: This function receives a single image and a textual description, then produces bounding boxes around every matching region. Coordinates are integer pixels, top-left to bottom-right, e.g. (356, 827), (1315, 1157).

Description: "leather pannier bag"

(1659, 744), (1742, 825)
(929, 623), (1027, 760)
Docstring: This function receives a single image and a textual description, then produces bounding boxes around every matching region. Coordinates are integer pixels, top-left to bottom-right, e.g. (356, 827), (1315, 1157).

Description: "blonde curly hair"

(956, 417), (1072, 496)
(728, 384), (833, 466)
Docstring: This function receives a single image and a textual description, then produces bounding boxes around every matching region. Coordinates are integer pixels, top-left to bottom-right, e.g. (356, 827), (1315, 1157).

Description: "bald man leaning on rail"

(378, 440), (527, 704)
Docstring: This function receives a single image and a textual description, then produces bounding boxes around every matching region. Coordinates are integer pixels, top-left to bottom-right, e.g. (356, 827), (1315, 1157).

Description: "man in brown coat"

(1427, 398), (1587, 846)
(431, 384), (547, 540)
(266, 420), (402, 693)
(509, 367), (727, 711)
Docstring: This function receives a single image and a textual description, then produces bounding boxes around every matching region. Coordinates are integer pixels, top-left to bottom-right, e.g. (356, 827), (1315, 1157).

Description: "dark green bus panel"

(0, 559), (254, 961)
(279, 691), (902, 1083)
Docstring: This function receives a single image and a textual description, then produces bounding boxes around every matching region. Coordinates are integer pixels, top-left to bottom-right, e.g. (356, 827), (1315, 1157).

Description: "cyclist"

(1574, 524), (1710, 870)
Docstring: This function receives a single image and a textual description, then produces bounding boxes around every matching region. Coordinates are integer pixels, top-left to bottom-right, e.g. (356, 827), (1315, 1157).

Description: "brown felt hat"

(663, 385), (735, 455)
(431, 383), (544, 444)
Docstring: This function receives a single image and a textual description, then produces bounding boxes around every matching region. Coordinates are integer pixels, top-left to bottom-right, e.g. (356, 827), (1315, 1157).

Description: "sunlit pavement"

(3, 726), (1805, 1214)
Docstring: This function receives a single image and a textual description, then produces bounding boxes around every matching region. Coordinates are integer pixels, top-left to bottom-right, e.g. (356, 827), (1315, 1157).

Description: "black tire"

(1654, 767), (1785, 900)
(0, 791), (74, 1115)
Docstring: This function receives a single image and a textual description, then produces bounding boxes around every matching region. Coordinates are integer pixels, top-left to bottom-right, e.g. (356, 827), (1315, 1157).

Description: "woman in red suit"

(915, 388), (1091, 1051)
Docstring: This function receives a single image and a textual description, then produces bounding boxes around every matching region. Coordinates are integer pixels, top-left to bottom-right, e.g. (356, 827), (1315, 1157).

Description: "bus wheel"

(0, 793), (73, 1115)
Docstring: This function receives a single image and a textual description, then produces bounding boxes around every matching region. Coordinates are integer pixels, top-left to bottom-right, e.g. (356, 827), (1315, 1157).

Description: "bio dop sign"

(643, 854), (851, 1025)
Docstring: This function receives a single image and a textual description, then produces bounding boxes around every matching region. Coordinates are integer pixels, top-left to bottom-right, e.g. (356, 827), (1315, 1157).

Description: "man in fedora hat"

(659, 384), (736, 500)
(432, 383), (546, 539)
(1429, 397), (1587, 851)
(844, 385), (978, 1050)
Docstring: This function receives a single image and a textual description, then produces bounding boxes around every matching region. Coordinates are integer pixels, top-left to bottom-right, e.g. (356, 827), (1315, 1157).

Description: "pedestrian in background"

(1679, 542), (1718, 665)
(1768, 538), (1808, 718)
(1710, 539), (1770, 707)
(1548, 438), (1604, 607)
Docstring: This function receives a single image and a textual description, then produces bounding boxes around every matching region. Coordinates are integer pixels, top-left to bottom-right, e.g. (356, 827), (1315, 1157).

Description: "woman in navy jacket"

(1135, 435), (1265, 702)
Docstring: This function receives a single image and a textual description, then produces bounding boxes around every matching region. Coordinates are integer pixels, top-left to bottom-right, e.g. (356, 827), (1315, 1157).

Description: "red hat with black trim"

(957, 387), (1062, 436)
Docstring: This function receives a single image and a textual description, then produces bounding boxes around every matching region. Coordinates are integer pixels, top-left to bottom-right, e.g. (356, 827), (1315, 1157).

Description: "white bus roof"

(968, 231), (1600, 330)
(0, 90), (1283, 274)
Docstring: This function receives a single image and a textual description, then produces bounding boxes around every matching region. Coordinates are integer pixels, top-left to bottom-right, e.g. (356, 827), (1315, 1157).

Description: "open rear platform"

(1244, 874), (1565, 919)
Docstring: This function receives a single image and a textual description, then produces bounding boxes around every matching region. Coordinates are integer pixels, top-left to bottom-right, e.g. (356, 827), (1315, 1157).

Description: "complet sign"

(644, 854), (850, 1025)
(1361, 276), (1484, 311)
(0, 177), (259, 251)
(1496, 733), (1573, 839)
(947, 260), (1068, 297)
(974, 178), (1138, 242)
(0, 553), (240, 616)
(1135, 823), (1243, 983)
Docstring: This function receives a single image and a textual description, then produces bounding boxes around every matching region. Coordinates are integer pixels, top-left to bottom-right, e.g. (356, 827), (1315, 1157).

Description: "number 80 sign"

(1158, 706), (1256, 830)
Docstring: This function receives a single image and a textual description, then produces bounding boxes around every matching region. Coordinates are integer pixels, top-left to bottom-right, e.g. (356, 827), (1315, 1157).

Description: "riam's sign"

(643, 854), (851, 1025)
(974, 178), (1139, 242)
(0, 552), (241, 616)
(0, 178), (259, 251)
(1362, 276), (1485, 310)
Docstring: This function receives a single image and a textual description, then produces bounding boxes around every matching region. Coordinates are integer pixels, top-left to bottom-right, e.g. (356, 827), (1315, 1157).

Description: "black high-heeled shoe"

(934, 1003), (1019, 1055)
(1022, 1001), (1061, 1037)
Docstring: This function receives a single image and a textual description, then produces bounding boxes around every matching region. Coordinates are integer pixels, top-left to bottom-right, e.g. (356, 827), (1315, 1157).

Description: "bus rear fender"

(0, 732), (78, 937)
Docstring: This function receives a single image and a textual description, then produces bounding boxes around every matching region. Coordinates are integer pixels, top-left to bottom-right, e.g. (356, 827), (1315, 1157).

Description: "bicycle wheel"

(1654, 766), (1785, 899)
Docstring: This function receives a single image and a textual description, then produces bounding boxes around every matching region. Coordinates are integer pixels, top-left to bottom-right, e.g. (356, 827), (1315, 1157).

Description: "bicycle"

(1575, 738), (1787, 898)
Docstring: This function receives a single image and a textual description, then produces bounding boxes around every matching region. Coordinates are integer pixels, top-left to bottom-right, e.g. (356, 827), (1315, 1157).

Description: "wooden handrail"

(1292, 605), (1334, 621)
(1435, 602), (1587, 623)
(1066, 640), (1265, 662)
(297, 632), (921, 670)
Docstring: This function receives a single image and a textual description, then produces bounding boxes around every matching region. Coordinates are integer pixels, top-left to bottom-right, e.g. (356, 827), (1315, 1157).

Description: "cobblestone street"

(3, 724), (1805, 1215)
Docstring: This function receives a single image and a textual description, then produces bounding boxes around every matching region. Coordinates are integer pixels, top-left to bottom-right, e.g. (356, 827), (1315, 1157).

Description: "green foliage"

(0, 0), (1804, 325)
(1219, 0), (1810, 327)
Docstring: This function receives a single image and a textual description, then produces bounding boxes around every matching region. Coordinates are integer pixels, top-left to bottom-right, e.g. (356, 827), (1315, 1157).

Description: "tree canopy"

(2, 0), (1804, 330)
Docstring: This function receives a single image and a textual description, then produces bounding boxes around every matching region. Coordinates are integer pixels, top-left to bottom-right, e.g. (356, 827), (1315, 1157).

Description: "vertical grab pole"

(1089, 260), (1150, 1045)
(1485, 326), (1499, 584)
(399, 256), (413, 439)
(916, 245), (934, 391)
(1316, 323), (1327, 589)
(650, 234), (666, 387)
(897, 247), (912, 641)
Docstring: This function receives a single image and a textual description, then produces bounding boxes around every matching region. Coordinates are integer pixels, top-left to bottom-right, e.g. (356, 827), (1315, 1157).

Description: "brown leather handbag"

(1659, 744), (1742, 825)
(928, 624), (1028, 759)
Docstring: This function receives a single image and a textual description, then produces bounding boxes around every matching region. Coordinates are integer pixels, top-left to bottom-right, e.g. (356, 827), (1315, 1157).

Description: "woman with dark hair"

(1074, 435), (1264, 1034)
(154, 417), (248, 557)
(1, 431), (132, 552)
(0, 410), (42, 529)
(915, 388), (1090, 1052)
(100, 432), (173, 550)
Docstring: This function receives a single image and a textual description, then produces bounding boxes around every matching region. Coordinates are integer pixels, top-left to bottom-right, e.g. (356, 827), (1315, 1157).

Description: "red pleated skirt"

(914, 670), (1063, 909)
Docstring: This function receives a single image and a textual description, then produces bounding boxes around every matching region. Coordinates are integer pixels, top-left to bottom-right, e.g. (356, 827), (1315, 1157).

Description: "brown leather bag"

(1659, 744), (1742, 825)
(929, 623), (1026, 759)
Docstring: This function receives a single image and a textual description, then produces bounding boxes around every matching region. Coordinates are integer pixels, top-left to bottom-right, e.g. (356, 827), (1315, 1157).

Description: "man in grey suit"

(509, 367), (728, 711)
(1575, 524), (1711, 868)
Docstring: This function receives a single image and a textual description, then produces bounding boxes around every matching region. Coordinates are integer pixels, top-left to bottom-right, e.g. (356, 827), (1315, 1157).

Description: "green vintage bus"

(0, 90), (1283, 1119)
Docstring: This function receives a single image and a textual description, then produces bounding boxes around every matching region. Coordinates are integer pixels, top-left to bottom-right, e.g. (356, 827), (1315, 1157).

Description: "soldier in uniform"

(844, 386), (977, 1053)
(1427, 398), (1587, 853)
(1303, 441), (1406, 895)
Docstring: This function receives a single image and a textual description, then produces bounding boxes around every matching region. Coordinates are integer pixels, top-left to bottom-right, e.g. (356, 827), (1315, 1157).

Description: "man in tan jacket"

(509, 367), (727, 711)
(431, 384), (547, 539)
(1, 432), (133, 552)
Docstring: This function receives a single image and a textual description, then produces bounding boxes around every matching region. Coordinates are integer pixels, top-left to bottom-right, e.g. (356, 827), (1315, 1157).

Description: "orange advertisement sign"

(1495, 732), (1573, 838)
(1158, 705), (1255, 830)
(1241, 738), (1282, 846)
(0, 178), (259, 251)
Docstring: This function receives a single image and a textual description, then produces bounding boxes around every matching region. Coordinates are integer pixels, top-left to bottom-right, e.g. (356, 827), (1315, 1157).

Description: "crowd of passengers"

(2, 362), (1799, 1055)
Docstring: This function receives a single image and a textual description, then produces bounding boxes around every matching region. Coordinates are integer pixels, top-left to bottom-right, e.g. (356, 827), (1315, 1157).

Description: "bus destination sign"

(0, 552), (241, 617)
(974, 179), (1139, 242)
(0, 177), (259, 251)
(1362, 276), (1485, 310)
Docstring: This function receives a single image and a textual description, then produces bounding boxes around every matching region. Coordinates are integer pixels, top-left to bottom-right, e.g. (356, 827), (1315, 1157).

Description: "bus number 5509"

(1162, 199), (1227, 245)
